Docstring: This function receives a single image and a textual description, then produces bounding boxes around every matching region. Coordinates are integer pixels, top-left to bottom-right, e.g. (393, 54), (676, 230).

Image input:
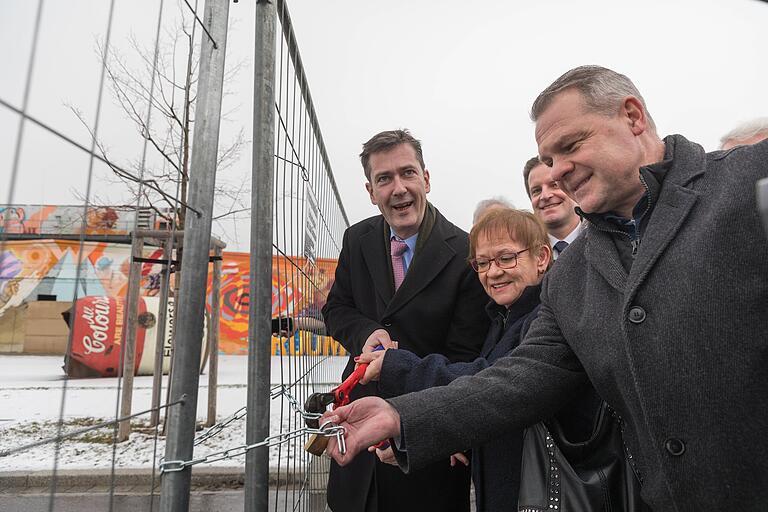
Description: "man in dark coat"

(321, 66), (768, 512)
(321, 129), (490, 512)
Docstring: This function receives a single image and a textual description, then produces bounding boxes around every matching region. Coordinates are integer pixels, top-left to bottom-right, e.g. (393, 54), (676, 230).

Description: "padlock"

(304, 433), (329, 456)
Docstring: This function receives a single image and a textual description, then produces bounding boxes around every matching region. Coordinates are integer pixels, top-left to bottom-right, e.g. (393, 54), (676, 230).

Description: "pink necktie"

(391, 238), (408, 291)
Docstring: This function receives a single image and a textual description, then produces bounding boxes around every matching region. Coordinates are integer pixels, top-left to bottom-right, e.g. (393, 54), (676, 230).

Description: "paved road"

(0, 489), (330, 512)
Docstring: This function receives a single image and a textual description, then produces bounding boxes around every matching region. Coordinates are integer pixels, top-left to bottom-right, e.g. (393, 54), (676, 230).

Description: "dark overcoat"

(377, 286), (540, 511)
(389, 136), (768, 511)
(322, 207), (490, 512)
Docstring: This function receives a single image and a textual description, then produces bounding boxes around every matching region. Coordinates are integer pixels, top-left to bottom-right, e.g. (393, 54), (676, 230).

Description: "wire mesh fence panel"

(0, 0), (347, 510)
(259, 0), (350, 509)
(0, 2), (197, 511)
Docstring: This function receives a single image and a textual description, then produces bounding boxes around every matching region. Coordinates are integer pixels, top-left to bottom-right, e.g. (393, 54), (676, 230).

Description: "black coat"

(322, 207), (490, 512)
(378, 285), (540, 511)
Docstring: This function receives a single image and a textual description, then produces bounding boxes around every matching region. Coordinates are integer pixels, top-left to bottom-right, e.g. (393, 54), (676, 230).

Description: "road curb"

(0, 464), (327, 491)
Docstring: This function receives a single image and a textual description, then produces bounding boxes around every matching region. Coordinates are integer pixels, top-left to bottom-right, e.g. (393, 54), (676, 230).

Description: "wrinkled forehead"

(534, 89), (589, 148)
(368, 143), (423, 176)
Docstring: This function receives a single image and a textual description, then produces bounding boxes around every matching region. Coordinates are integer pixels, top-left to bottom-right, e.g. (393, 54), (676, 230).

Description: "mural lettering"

(80, 297), (111, 355)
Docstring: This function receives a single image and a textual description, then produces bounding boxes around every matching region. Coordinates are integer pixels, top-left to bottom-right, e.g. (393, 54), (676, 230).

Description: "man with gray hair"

(322, 66), (768, 511)
(472, 196), (513, 224)
(720, 117), (768, 149)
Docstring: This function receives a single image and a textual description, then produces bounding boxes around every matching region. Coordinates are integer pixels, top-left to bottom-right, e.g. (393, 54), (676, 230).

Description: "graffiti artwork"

(0, 239), (346, 356)
(209, 252), (342, 355)
(0, 204), (151, 235)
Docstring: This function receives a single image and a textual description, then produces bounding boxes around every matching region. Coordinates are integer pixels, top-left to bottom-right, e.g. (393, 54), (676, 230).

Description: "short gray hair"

(719, 117), (768, 149)
(530, 65), (656, 133)
(473, 197), (514, 224)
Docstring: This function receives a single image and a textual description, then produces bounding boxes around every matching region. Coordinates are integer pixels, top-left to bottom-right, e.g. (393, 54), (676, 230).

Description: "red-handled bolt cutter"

(304, 361), (370, 428)
(304, 347), (390, 450)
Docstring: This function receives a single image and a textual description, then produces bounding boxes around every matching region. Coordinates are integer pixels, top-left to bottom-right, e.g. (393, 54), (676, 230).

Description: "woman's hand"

(356, 342), (397, 384)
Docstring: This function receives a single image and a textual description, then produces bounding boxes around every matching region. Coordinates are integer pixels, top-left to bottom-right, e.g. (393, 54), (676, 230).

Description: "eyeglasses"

(470, 248), (530, 273)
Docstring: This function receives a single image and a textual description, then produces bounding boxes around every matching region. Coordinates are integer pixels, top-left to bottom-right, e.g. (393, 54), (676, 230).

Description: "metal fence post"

(245, 1), (277, 510)
(150, 237), (173, 427)
(206, 246), (222, 427)
(159, 0), (230, 509)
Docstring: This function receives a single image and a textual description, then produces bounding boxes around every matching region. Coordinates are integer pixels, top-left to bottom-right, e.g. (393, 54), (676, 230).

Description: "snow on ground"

(0, 354), (347, 472)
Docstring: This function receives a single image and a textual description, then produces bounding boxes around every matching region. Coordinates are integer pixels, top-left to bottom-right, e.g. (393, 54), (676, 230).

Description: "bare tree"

(72, 3), (249, 235)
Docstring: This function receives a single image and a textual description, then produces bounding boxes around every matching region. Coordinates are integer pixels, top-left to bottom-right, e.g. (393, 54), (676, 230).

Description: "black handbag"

(517, 402), (645, 512)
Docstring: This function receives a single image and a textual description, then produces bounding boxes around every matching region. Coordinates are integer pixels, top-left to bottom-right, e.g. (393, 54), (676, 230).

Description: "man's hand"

(322, 396), (401, 466)
(362, 329), (395, 353)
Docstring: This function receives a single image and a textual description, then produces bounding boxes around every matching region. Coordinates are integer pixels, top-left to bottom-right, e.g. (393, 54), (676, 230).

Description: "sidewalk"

(0, 465), (331, 512)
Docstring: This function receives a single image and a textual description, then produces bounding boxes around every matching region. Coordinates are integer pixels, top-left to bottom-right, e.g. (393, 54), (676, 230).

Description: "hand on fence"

(322, 396), (400, 466)
(362, 329), (395, 353)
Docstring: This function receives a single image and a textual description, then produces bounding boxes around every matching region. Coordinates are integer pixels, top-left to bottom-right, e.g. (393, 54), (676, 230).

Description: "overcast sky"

(2, 0), (767, 251)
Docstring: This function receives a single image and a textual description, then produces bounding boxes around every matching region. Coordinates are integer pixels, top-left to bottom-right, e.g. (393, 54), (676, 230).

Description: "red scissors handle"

(332, 347), (389, 449)
(333, 362), (368, 408)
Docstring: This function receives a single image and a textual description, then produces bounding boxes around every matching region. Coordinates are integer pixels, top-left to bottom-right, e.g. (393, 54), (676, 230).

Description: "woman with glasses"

(356, 207), (600, 511)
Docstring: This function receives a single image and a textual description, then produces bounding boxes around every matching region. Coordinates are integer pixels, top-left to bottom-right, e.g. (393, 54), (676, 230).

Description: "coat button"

(383, 321), (391, 327)
(665, 438), (686, 456)
(628, 306), (646, 324)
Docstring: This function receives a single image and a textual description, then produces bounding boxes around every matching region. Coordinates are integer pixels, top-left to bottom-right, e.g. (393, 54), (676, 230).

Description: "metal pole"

(206, 246), (222, 427)
(245, 1), (276, 510)
(150, 237), (173, 427)
(159, 0), (230, 509)
(118, 233), (145, 441)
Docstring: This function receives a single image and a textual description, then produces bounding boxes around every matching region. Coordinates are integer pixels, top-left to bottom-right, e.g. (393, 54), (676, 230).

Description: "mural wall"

(210, 252), (341, 355)
(0, 239), (345, 355)
(0, 205), (149, 235)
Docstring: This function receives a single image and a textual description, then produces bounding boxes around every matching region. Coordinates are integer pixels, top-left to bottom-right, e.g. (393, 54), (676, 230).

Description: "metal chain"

(271, 384), (323, 422)
(193, 406), (247, 446)
(161, 422), (345, 473)
(192, 386), (324, 446)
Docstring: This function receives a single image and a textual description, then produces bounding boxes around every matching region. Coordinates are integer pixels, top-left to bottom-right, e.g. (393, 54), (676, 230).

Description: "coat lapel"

(384, 217), (455, 316)
(360, 219), (394, 305)
(625, 183), (698, 300)
(584, 225), (628, 293)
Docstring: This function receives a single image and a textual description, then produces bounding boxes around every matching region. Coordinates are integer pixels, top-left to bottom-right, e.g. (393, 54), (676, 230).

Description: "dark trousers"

(327, 451), (470, 512)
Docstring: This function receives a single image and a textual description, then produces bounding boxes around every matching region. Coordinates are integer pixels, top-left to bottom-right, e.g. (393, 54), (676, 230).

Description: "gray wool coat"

(389, 135), (768, 512)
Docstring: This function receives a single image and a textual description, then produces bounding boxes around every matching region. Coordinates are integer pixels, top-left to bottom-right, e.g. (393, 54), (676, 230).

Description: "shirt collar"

(547, 222), (582, 247)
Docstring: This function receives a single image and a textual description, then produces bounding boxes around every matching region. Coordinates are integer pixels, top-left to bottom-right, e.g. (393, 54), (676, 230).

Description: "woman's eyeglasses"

(470, 248), (530, 273)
